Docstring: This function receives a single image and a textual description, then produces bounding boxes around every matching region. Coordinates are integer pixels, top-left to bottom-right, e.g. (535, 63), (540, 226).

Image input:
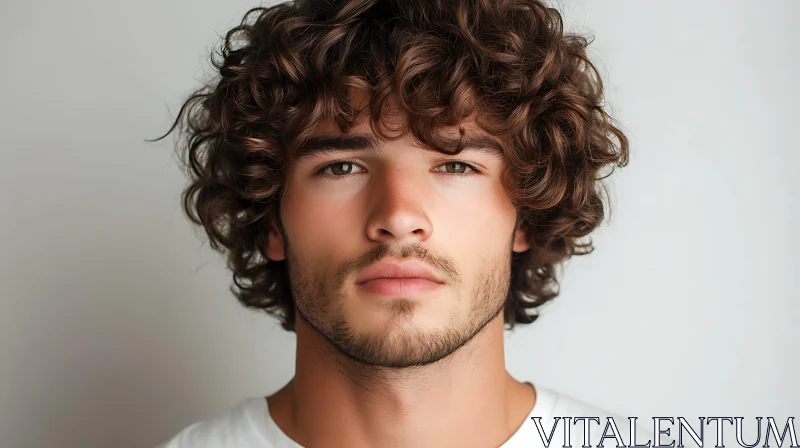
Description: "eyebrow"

(292, 133), (506, 163)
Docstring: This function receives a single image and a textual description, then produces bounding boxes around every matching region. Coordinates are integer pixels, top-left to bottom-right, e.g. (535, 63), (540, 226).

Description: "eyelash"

(315, 159), (482, 180)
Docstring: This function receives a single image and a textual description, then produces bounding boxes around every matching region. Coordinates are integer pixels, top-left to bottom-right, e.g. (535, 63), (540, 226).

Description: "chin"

(349, 296), (456, 333)
(341, 327), (464, 368)
(328, 309), (472, 367)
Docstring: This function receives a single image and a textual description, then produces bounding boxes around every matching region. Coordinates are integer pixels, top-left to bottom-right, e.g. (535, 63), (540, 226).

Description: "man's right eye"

(316, 161), (366, 177)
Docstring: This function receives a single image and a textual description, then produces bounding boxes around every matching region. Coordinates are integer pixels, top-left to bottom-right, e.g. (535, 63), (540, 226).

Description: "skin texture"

(264, 89), (536, 447)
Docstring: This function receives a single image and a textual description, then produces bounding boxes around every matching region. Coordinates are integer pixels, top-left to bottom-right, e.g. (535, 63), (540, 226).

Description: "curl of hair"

(149, 0), (629, 332)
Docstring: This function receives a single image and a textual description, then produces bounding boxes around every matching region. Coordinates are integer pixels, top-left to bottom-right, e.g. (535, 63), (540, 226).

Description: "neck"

(267, 313), (536, 448)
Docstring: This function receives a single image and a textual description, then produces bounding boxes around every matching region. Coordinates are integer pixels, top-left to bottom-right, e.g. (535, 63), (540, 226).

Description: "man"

(156, 0), (636, 446)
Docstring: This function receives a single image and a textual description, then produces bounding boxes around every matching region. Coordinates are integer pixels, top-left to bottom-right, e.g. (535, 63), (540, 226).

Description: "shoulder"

(546, 387), (621, 418)
(537, 387), (651, 445)
(156, 398), (269, 448)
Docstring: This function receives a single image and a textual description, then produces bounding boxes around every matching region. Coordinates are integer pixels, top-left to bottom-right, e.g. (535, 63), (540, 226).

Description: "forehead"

(306, 110), (509, 155)
(295, 118), (507, 165)
(289, 87), (512, 165)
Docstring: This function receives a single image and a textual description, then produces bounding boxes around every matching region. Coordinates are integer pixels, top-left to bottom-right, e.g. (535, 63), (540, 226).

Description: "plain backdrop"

(1, 0), (797, 447)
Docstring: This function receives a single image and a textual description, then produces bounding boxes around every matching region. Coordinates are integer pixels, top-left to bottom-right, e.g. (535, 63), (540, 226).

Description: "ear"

(512, 222), (531, 253)
(265, 218), (286, 261)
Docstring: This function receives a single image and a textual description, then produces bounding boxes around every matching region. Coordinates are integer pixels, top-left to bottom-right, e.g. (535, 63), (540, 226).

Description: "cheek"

(437, 183), (516, 244)
(432, 188), (516, 287)
(283, 187), (362, 254)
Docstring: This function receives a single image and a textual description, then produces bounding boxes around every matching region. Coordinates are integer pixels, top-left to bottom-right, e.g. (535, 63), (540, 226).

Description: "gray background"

(1, 0), (797, 447)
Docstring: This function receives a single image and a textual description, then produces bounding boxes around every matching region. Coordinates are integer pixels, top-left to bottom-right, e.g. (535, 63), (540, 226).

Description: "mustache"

(333, 243), (460, 289)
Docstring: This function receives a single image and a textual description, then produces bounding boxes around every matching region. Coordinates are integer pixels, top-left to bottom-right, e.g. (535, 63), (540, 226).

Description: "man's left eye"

(434, 161), (479, 174)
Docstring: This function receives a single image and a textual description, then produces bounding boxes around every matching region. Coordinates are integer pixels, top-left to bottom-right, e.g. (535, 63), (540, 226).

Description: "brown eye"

(329, 162), (354, 175)
(446, 162), (467, 174)
(435, 161), (478, 175)
(321, 161), (364, 177)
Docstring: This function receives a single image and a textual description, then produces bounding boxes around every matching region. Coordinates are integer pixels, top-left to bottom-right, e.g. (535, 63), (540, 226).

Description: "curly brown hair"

(149, 0), (629, 332)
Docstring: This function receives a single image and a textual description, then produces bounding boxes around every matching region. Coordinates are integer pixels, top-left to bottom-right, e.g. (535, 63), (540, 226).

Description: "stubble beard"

(287, 241), (513, 369)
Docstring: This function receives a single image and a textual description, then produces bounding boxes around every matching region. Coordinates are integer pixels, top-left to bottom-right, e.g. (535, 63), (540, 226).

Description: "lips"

(358, 277), (443, 296)
(355, 260), (444, 285)
(355, 260), (445, 296)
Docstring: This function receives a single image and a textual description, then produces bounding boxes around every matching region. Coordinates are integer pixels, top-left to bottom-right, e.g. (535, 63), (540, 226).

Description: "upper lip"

(356, 260), (444, 284)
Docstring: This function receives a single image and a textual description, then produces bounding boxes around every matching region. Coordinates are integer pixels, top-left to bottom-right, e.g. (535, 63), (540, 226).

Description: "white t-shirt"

(158, 384), (651, 448)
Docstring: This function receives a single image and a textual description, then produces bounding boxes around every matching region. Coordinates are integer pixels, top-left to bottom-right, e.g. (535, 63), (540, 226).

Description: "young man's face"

(267, 91), (530, 368)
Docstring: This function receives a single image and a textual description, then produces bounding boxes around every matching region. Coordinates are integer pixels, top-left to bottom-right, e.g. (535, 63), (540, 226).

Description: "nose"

(365, 162), (433, 246)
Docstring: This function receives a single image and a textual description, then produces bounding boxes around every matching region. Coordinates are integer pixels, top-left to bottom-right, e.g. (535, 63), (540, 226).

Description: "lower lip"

(357, 278), (443, 296)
